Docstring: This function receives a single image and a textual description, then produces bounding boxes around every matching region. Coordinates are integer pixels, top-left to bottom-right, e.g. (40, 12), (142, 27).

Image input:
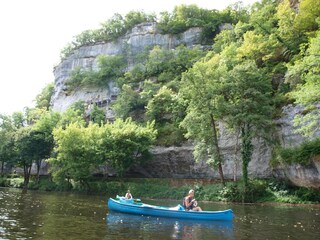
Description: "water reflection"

(1, 188), (319, 240)
(0, 188), (43, 239)
(0, 188), (108, 240)
(106, 212), (234, 240)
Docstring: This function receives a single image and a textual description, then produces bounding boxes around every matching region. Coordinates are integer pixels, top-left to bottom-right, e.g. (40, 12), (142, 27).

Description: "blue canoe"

(108, 197), (233, 221)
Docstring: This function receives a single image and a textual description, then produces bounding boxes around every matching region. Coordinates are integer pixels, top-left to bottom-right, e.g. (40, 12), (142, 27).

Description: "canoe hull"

(107, 198), (233, 221)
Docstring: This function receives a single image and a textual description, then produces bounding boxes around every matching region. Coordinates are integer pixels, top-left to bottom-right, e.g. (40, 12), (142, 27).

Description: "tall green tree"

(49, 123), (106, 190)
(13, 127), (37, 190)
(33, 111), (61, 182)
(225, 61), (273, 188)
(181, 53), (231, 185)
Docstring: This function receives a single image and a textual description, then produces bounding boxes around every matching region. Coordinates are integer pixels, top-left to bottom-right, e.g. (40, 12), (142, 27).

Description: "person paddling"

(183, 189), (202, 211)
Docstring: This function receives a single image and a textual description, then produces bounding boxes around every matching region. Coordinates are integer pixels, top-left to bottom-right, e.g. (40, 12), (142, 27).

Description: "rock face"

(136, 128), (272, 180)
(272, 104), (320, 188)
(52, 22), (203, 113)
(133, 104), (320, 189)
(51, 23), (320, 189)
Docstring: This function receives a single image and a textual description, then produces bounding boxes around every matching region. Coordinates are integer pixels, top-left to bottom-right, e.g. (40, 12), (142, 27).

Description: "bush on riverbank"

(0, 175), (319, 204)
(0, 175), (24, 188)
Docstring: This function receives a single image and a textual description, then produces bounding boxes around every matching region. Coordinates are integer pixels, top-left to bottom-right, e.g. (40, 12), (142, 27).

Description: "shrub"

(8, 177), (24, 188)
(272, 137), (320, 166)
(65, 55), (125, 91)
(218, 183), (243, 202)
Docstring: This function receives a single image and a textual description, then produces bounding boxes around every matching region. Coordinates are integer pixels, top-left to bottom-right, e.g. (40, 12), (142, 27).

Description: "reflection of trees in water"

(106, 212), (234, 239)
(1, 188), (108, 240)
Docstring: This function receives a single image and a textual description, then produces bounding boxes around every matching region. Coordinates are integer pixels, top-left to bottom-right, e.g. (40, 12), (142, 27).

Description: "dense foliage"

(272, 137), (320, 166)
(1, 176), (319, 204)
(60, 11), (156, 59)
(60, 5), (245, 59)
(1, 1), (320, 196)
(49, 119), (156, 188)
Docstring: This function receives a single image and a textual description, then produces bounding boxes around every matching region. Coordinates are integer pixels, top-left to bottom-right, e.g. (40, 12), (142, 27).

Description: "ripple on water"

(1, 188), (319, 240)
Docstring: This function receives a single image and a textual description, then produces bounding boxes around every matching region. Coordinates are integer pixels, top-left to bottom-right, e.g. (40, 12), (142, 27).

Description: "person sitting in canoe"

(183, 189), (202, 211)
(125, 190), (133, 199)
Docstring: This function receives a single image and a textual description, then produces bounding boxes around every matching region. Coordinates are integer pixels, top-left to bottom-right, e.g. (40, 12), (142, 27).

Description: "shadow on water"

(106, 212), (234, 240)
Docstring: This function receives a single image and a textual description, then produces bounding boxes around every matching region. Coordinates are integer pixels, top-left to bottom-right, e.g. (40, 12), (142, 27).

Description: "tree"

(145, 46), (174, 77)
(146, 86), (186, 146)
(11, 111), (25, 128)
(49, 119), (157, 188)
(286, 31), (320, 137)
(33, 111), (60, 183)
(157, 4), (224, 37)
(90, 105), (105, 125)
(181, 53), (231, 185)
(13, 127), (35, 190)
(57, 107), (86, 129)
(25, 107), (47, 125)
(276, 0), (304, 57)
(224, 61), (273, 188)
(124, 10), (156, 29)
(139, 80), (161, 103)
(34, 83), (55, 110)
(0, 114), (15, 175)
(237, 31), (280, 67)
(100, 13), (126, 41)
(294, 0), (320, 34)
(103, 119), (157, 176)
(146, 86), (178, 122)
(111, 84), (145, 119)
(118, 63), (146, 87)
(49, 123), (105, 190)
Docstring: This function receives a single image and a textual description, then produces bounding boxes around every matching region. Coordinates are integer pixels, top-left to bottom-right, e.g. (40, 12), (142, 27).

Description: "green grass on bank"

(0, 175), (319, 204)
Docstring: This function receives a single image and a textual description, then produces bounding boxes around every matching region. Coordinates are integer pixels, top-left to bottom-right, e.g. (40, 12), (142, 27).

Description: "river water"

(0, 187), (319, 240)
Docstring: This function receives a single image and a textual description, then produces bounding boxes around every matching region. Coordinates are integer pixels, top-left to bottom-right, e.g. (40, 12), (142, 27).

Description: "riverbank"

(0, 175), (319, 204)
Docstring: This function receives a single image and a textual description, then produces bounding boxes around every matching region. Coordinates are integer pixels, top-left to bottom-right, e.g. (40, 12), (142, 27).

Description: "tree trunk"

(23, 164), (32, 192)
(1, 160), (4, 176)
(80, 179), (91, 192)
(209, 114), (225, 185)
(241, 124), (253, 189)
(233, 130), (240, 182)
(36, 160), (42, 184)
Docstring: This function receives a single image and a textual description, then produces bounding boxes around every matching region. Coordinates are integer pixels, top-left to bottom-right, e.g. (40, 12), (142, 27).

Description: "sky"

(0, 0), (258, 115)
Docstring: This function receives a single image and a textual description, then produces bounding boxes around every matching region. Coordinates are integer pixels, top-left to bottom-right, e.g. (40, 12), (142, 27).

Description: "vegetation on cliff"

(1, 0), (320, 195)
(60, 4), (243, 59)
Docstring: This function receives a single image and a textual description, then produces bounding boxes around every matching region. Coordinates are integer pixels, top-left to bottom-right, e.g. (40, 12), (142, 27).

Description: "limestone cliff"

(52, 22), (203, 114)
(51, 22), (319, 189)
(135, 104), (319, 189)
